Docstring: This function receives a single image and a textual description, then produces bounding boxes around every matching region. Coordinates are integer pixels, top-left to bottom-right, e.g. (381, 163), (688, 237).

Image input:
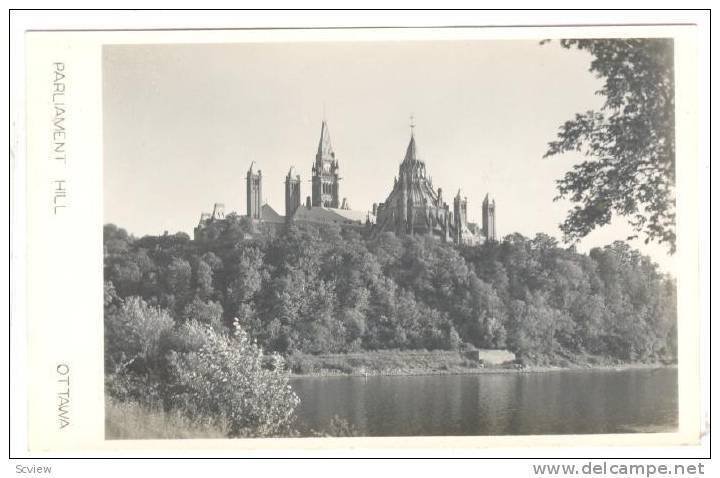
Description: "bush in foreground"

(165, 319), (299, 438)
(106, 294), (299, 438)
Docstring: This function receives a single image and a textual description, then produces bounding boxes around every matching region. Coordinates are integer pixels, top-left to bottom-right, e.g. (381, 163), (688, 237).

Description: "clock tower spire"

(311, 118), (340, 208)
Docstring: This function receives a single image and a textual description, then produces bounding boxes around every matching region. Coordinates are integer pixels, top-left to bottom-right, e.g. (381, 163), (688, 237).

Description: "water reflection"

(290, 369), (678, 436)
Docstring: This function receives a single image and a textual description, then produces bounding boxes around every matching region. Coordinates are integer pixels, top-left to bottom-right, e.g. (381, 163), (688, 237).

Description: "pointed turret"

(454, 189), (468, 243)
(312, 118), (341, 208)
(316, 120), (335, 162)
(403, 115), (420, 164)
(399, 126), (426, 182)
(403, 133), (418, 163)
(482, 193), (497, 242)
(285, 166), (301, 217)
(247, 162), (262, 220)
(287, 165), (299, 179)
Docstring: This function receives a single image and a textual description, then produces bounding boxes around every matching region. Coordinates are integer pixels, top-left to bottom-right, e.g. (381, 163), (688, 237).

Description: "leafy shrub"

(104, 296), (176, 405)
(180, 297), (224, 331)
(105, 296), (175, 366)
(165, 319), (299, 437)
(105, 296), (174, 377)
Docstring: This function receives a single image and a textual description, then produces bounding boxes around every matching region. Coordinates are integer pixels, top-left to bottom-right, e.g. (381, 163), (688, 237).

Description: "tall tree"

(544, 39), (676, 253)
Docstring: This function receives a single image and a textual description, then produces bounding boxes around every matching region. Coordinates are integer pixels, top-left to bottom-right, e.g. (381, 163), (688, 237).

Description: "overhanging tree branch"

(544, 39), (676, 254)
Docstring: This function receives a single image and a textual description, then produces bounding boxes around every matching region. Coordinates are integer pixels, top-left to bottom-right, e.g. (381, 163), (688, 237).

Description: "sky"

(103, 40), (675, 273)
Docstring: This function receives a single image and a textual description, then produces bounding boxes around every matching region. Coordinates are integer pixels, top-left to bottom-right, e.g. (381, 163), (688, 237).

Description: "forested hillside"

(104, 214), (677, 366)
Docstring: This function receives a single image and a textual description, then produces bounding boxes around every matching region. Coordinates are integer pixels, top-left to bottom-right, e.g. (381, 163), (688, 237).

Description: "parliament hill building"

(195, 119), (497, 245)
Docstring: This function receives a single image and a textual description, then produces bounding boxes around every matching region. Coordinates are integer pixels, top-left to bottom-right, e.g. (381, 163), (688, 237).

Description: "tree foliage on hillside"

(105, 221), (677, 368)
(544, 39), (676, 253)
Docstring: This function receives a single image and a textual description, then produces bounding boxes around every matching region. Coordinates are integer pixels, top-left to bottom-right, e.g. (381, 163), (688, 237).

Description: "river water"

(291, 368), (677, 436)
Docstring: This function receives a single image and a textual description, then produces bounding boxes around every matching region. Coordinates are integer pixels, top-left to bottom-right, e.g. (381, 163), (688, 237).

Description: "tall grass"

(105, 398), (230, 439)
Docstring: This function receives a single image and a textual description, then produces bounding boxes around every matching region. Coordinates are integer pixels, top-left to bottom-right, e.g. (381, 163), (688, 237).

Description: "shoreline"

(290, 362), (677, 378)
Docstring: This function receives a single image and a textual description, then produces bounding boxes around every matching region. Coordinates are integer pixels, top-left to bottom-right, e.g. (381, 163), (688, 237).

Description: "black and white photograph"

(9, 9), (714, 478)
(100, 36), (681, 440)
